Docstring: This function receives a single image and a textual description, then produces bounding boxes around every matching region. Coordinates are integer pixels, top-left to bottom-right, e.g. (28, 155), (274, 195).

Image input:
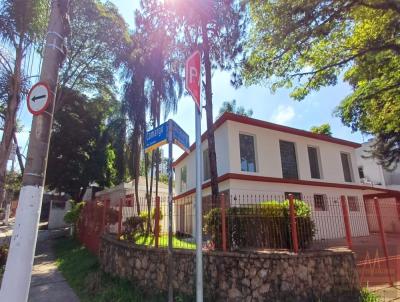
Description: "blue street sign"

(144, 122), (168, 153)
(172, 120), (190, 153)
(145, 120), (190, 154)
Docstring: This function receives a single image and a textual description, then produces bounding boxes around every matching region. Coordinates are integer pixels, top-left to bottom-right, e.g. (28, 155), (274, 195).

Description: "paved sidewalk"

(28, 233), (79, 302)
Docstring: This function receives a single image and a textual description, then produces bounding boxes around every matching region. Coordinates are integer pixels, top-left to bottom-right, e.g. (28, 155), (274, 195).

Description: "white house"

(356, 139), (400, 191)
(173, 112), (396, 239)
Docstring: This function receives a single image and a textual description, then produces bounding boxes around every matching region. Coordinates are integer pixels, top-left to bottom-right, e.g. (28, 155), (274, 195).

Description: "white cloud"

(270, 105), (295, 125)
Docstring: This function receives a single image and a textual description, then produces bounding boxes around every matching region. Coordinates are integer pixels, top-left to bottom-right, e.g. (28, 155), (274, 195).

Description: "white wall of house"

(227, 179), (370, 239)
(175, 119), (362, 194)
(356, 140), (400, 190)
(226, 120), (360, 184)
(48, 200), (72, 230)
(175, 177), (380, 239)
(175, 122), (231, 194)
(96, 178), (170, 206)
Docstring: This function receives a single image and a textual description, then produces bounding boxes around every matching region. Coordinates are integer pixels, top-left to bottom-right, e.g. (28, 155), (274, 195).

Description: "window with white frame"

(239, 133), (257, 172)
(314, 194), (328, 211)
(180, 166), (187, 193)
(347, 196), (360, 211)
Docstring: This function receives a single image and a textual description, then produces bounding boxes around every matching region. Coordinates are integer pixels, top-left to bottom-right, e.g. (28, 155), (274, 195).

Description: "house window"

(180, 166), (187, 193)
(280, 140), (299, 179)
(239, 134), (257, 172)
(285, 192), (302, 200)
(314, 194), (328, 211)
(203, 149), (210, 181)
(341, 152), (354, 182)
(358, 166), (365, 179)
(347, 196), (360, 212)
(308, 146), (321, 179)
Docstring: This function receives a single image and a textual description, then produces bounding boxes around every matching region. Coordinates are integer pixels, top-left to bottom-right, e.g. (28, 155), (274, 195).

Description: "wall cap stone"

(102, 234), (356, 260)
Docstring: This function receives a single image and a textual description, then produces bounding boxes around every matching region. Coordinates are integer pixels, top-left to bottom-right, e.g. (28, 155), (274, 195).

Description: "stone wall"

(100, 235), (360, 302)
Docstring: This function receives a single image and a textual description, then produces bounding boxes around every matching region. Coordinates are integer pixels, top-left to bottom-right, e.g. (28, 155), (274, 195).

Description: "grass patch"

(360, 288), (381, 302)
(133, 234), (196, 250)
(54, 238), (185, 302)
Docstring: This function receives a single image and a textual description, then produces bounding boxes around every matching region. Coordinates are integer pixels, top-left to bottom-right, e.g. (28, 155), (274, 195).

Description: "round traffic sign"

(27, 82), (51, 115)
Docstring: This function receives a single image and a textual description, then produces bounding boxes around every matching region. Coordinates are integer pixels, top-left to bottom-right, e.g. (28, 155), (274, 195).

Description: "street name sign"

(185, 51), (201, 110)
(144, 122), (168, 153)
(144, 120), (190, 154)
(172, 120), (190, 153)
(27, 82), (51, 115)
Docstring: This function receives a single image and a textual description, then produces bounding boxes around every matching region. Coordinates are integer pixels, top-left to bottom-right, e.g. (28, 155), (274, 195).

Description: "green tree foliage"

(243, 0), (400, 167)
(46, 88), (117, 201)
(310, 123), (332, 136)
(218, 99), (253, 118)
(57, 0), (129, 109)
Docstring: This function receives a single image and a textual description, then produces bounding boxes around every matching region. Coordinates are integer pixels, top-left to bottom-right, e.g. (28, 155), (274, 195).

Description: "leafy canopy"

(46, 88), (118, 200)
(310, 123), (332, 136)
(218, 99), (253, 118)
(243, 0), (400, 167)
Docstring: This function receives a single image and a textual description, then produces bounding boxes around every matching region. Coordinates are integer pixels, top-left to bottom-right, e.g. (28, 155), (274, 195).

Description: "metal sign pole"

(167, 119), (174, 302)
(195, 105), (203, 301)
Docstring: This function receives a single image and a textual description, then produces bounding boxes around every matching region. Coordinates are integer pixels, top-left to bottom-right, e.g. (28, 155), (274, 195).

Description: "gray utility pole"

(167, 119), (174, 302)
(0, 1), (70, 301)
(195, 102), (203, 302)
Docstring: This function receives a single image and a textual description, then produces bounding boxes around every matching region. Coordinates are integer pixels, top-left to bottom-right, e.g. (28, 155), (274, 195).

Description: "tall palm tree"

(0, 0), (49, 205)
(139, 0), (183, 201)
(120, 29), (150, 216)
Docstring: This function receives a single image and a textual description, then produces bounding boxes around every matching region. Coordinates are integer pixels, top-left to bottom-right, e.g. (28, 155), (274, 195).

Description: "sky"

(14, 0), (369, 168)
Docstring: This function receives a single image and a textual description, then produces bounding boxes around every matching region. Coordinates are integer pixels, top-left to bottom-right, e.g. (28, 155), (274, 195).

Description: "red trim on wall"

(173, 112), (362, 167)
(364, 192), (400, 199)
(173, 173), (388, 200)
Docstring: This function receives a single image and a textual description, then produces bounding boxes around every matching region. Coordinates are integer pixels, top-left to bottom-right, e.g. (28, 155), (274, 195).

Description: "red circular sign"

(27, 82), (51, 115)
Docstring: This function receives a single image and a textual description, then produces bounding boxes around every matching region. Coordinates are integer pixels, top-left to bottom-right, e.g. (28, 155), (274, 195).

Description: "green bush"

(139, 208), (164, 234)
(204, 200), (315, 250)
(122, 216), (146, 241)
(64, 201), (85, 225)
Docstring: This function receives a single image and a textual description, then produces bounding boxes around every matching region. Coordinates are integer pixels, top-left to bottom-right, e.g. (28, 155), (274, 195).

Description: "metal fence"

(77, 193), (400, 288)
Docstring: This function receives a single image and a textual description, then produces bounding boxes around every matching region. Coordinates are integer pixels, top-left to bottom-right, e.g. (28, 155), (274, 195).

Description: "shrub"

(139, 208), (164, 234)
(204, 200), (315, 250)
(64, 201), (85, 225)
(122, 216), (146, 242)
(0, 244), (8, 267)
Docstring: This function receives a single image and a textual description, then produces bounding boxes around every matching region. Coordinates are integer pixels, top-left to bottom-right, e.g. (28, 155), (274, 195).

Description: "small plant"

(122, 216), (146, 242)
(0, 244), (9, 281)
(64, 201), (85, 236)
(360, 288), (380, 302)
(0, 244), (8, 267)
(64, 201), (85, 225)
(139, 208), (164, 234)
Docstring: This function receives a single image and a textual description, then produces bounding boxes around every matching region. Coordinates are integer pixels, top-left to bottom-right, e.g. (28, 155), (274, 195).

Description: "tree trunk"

(132, 124), (141, 215)
(13, 133), (24, 174)
(201, 20), (219, 206)
(155, 99), (161, 199)
(0, 43), (23, 207)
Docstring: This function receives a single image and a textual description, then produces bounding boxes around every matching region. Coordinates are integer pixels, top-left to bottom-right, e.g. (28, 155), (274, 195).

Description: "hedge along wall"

(100, 235), (360, 302)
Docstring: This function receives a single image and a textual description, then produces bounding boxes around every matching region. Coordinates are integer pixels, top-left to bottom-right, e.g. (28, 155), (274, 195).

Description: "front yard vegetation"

(54, 238), (169, 302)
